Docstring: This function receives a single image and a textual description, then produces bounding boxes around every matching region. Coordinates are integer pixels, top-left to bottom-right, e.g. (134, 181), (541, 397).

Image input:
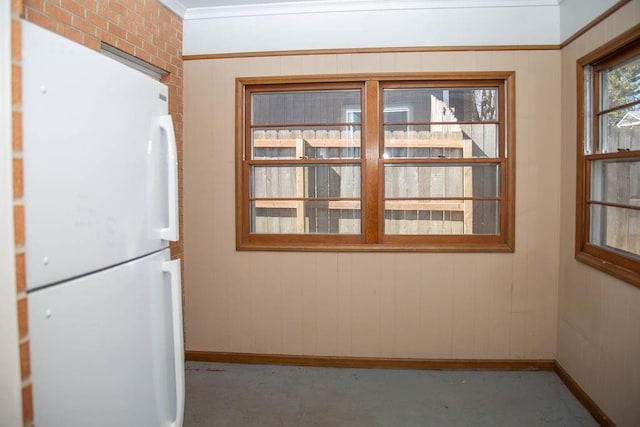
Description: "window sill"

(237, 241), (515, 253)
(575, 251), (640, 289)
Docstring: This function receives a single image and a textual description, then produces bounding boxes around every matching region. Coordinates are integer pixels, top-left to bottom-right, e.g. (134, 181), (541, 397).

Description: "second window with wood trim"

(236, 73), (515, 252)
(576, 27), (640, 287)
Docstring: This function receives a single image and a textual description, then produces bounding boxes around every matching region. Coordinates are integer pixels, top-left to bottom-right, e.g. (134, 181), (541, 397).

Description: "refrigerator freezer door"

(22, 21), (177, 290)
(28, 249), (184, 427)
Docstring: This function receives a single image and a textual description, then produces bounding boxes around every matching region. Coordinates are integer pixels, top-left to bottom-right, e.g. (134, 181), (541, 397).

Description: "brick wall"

(13, 1), (183, 424)
(11, 0), (32, 424)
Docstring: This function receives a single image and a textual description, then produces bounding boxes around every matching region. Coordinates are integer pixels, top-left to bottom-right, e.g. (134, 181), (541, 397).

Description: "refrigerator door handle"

(158, 115), (179, 242)
(163, 259), (184, 427)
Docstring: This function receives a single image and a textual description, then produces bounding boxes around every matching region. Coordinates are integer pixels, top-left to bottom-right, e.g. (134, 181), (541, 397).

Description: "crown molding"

(184, 0), (560, 20)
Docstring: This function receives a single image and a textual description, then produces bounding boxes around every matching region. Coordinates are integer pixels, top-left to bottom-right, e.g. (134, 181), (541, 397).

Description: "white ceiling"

(181, 0), (328, 7)
(168, 0), (565, 17)
(179, 0), (562, 8)
(170, 0), (614, 55)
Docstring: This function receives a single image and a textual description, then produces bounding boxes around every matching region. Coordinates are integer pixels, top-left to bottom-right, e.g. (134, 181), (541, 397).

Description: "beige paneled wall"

(184, 49), (561, 360)
(558, 1), (640, 426)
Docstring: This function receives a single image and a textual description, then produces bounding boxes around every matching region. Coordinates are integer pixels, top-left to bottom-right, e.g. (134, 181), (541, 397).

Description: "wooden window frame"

(576, 25), (640, 288)
(236, 72), (516, 252)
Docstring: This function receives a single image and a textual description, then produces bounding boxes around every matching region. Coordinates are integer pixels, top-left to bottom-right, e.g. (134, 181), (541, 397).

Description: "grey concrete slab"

(184, 361), (598, 427)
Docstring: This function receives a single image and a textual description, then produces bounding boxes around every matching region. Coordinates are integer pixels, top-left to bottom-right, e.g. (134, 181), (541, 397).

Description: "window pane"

(591, 158), (640, 205)
(584, 65), (594, 154)
(251, 202), (361, 234)
(252, 90), (361, 125)
(251, 165), (361, 198)
(600, 53), (640, 110)
(383, 88), (499, 123)
(383, 124), (498, 158)
(472, 200), (501, 235)
(384, 164), (499, 198)
(252, 127), (361, 160)
(599, 104), (640, 152)
(589, 204), (640, 258)
(384, 200), (499, 235)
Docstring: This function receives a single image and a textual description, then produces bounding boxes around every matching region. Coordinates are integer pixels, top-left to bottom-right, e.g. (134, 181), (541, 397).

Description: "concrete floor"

(184, 361), (598, 427)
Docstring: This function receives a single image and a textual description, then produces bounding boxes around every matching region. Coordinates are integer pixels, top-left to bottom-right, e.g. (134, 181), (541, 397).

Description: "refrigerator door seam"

(26, 248), (171, 294)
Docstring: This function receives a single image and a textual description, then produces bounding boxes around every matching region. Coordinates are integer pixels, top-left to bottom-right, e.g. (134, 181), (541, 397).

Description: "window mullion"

(364, 80), (380, 244)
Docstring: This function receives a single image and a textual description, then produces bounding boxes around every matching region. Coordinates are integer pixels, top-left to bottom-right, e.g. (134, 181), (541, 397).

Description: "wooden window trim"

(236, 72), (516, 252)
(576, 24), (640, 288)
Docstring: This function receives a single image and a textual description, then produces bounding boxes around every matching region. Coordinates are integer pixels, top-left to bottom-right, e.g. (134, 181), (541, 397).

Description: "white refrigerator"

(22, 21), (184, 427)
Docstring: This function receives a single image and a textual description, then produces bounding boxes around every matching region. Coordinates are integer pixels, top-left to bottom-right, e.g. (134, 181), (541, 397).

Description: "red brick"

(136, 26), (151, 43)
(60, 0), (85, 17)
(62, 24), (83, 45)
(165, 44), (178, 58)
(171, 17), (182, 34)
(86, 10), (107, 31)
(12, 0), (24, 15)
(152, 58), (167, 71)
(97, 29), (116, 47)
(143, 20), (159, 37)
(13, 158), (23, 199)
(156, 48), (170, 64)
(27, 9), (57, 31)
(134, 47), (151, 63)
(134, 1), (149, 20)
(12, 111), (22, 151)
(97, 4), (118, 24)
(72, 16), (96, 36)
(166, 63), (178, 76)
(109, 0), (126, 17)
(11, 64), (20, 106)
(11, 19), (21, 58)
(125, 7), (143, 26)
(170, 53), (181, 67)
(125, 32), (142, 48)
(15, 252), (26, 293)
(44, 3), (73, 25)
(142, 39), (158, 56)
(22, 382), (33, 424)
(14, 204), (24, 245)
(167, 64), (178, 74)
(75, 0), (97, 11)
(83, 34), (101, 51)
(20, 340), (30, 380)
(122, 18), (136, 35)
(114, 37), (135, 55)
(23, 0), (44, 13)
(17, 296), (28, 338)
(173, 90), (183, 105)
(121, 0), (137, 11)
(107, 21), (126, 39)
(153, 34), (166, 50)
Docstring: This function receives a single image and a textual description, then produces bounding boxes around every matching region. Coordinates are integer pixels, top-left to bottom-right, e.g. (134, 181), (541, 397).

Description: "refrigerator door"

(22, 21), (179, 290)
(28, 249), (184, 427)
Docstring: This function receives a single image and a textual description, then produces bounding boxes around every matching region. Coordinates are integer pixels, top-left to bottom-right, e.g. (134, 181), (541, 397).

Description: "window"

(236, 73), (515, 252)
(577, 26), (640, 287)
